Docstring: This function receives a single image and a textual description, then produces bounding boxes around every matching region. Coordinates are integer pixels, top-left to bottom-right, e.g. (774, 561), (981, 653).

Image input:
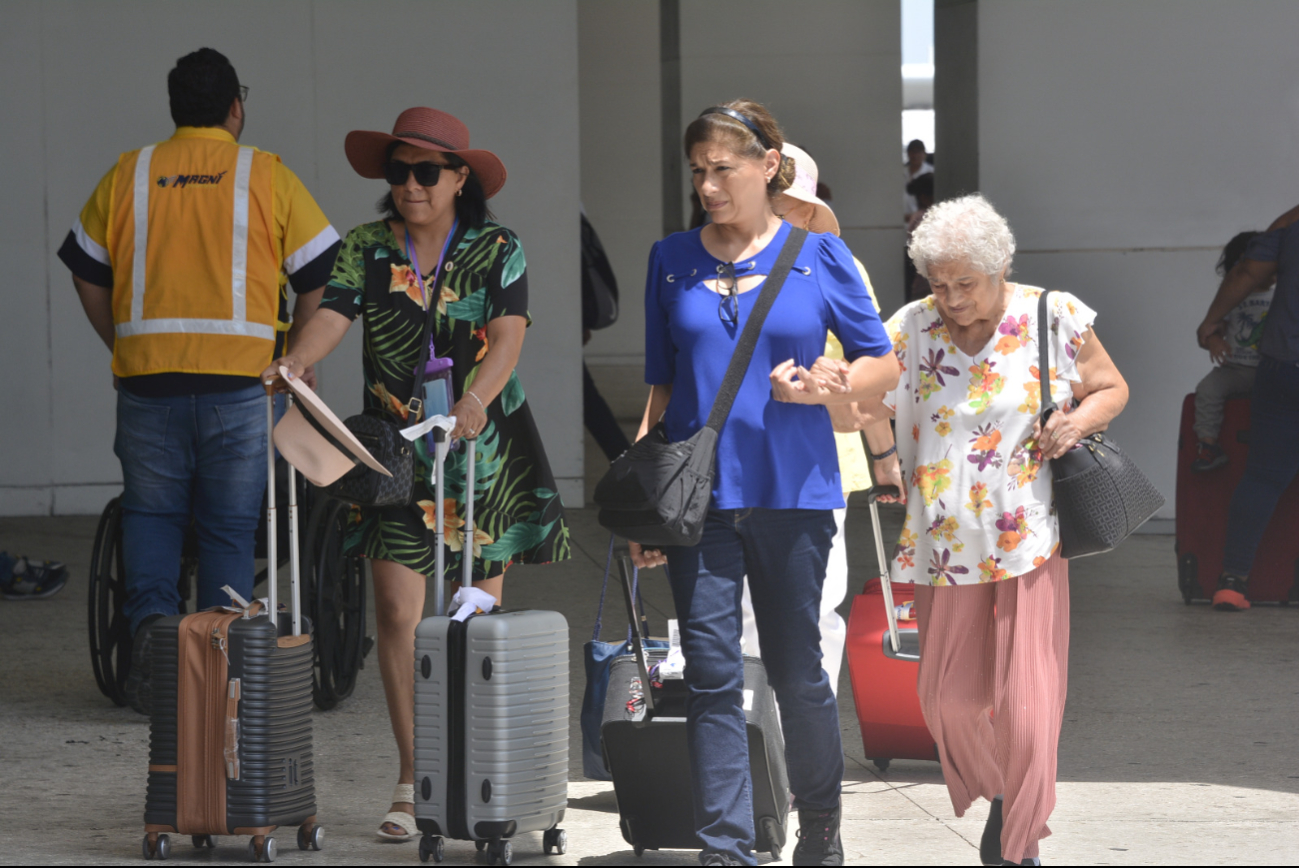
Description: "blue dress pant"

(115, 384), (268, 634)
(665, 507), (842, 865)
(1223, 356), (1299, 575)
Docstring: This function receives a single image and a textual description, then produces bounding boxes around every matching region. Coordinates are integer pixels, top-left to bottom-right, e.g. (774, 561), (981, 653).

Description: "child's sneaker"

(1212, 572), (1250, 611)
(1192, 442), (1228, 472)
(0, 556), (69, 600)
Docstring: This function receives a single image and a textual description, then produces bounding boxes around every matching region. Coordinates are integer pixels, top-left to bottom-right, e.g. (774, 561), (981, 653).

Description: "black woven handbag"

(1037, 291), (1163, 558)
(325, 413), (415, 507)
(594, 228), (808, 547)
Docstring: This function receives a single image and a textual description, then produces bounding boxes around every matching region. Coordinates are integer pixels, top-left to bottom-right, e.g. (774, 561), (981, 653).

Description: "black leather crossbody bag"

(594, 228), (808, 547)
(1037, 290), (1163, 557)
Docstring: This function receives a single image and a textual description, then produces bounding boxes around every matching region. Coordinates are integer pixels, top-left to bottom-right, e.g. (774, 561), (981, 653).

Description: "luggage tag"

(220, 584), (268, 619)
(401, 414), (456, 446)
(657, 619), (686, 680)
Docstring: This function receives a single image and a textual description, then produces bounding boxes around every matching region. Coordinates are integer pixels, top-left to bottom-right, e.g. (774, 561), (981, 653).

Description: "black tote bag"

(594, 228), (808, 547)
(1037, 290), (1163, 557)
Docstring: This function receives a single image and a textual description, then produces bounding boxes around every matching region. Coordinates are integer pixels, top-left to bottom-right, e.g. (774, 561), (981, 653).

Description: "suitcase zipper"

(446, 618), (468, 841)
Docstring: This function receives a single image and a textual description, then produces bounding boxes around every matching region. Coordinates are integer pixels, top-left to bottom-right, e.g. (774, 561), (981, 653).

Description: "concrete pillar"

(934, 0), (979, 201)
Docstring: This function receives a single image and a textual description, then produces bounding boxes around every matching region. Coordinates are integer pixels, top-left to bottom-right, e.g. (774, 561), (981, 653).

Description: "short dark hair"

(907, 139), (927, 154)
(377, 142), (492, 229)
(1217, 230), (1260, 276)
(906, 174), (934, 199)
(168, 48), (240, 128)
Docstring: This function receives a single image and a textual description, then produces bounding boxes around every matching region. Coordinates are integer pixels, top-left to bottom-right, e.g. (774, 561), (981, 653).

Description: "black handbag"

(594, 228), (808, 547)
(1036, 290), (1163, 558)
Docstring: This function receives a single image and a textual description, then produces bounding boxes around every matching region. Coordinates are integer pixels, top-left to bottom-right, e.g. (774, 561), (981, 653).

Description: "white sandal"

(377, 783), (418, 841)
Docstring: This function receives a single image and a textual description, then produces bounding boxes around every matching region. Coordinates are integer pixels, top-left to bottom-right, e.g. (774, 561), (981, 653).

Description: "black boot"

(792, 803), (844, 866)
(124, 614), (163, 716)
(981, 795), (1003, 865)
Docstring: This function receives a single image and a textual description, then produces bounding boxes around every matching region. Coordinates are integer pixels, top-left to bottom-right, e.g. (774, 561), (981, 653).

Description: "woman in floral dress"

(853, 194), (1128, 866)
(263, 107), (569, 842)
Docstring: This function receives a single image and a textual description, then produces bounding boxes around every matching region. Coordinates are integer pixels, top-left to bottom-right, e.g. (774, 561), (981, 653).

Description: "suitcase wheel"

(475, 840), (487, 852)
(141, 833), (170, 860)
(247, 835), (277, 863)
(760, 817), (782, 861)
(418, 835), (444, 864)
(191, 835), (215, 849)
(871, 758), (891, 772)
(542, 827), (567, 856)
(634, 844), (645, 857)
(484, 839), (513, 866)
(297, 824), (323, 851)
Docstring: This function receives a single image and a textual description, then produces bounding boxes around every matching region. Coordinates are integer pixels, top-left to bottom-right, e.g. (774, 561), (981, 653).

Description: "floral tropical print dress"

(319, 220), (570, 582)
(883, 285), (1096, 586)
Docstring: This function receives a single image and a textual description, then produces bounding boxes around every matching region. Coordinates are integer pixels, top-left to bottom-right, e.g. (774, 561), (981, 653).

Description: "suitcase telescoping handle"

(265, 394), (304, 636)
(431, 428), (476, 618)
(865, 485), (901, 654)
(617, 551), (656, 715)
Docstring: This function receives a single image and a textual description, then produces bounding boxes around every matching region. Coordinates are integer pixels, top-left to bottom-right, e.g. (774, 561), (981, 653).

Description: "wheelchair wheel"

(304, 496), (370, 710)
(88, 498), (132, 706)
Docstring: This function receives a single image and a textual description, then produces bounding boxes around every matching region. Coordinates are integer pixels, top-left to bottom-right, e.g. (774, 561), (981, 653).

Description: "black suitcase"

(142, 395), (321, 862)
(600, 553), (789, 860)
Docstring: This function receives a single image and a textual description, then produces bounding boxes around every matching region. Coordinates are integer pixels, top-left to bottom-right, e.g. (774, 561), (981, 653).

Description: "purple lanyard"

(405, 218), (459, 315)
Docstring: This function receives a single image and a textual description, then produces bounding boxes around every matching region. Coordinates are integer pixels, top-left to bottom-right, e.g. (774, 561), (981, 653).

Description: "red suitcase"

(1175, 393), (1299, 604)
(845, 489), (937, 772)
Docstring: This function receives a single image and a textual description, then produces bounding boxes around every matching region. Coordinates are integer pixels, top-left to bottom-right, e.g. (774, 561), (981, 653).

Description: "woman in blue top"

(631, 100), (899, 866)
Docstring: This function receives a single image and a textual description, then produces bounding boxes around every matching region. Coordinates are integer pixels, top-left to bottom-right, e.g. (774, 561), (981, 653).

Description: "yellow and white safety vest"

(66, 126), (338, 379)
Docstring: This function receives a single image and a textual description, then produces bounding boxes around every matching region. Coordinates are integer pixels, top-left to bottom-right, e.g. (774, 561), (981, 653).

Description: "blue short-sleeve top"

(644, 221), (893, 510)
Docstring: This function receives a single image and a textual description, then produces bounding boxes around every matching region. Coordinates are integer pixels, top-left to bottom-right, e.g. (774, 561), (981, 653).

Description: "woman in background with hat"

(738, 142), (885, 698)
(261, 107), (570, 842)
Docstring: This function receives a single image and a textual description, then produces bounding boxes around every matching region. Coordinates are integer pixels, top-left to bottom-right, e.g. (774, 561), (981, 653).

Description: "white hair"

(907, 193), (1016, 278)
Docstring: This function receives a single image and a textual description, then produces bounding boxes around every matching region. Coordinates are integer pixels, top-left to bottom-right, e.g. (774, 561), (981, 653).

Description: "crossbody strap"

(1036, 289), (1058, 424)
(704, 227), (809, 433)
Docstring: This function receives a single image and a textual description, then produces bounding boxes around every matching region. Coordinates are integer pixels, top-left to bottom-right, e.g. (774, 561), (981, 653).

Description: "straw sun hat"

(778, 143), (839, 236)
(272, 369), (391, 488)
(344, 107), (507, 199)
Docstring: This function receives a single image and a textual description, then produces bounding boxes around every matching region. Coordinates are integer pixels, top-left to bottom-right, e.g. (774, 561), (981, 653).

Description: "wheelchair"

(88, 472), (372, 712)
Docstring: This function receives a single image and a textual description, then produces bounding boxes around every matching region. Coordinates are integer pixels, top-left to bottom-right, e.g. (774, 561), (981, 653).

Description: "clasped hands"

(770, 356), (854, 404)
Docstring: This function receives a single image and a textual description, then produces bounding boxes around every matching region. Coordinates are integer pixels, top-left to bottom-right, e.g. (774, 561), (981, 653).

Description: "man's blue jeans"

(116, 384), (267, 634)
(665, 507), (842, 865)
(1223, 355), (1299, 575)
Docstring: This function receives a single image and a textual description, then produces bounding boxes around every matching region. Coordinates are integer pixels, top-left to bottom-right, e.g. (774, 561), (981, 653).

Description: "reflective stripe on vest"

(115, 144), (275, 342)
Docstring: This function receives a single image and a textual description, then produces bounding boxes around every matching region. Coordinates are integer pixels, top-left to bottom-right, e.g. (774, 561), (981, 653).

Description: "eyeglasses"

(238, 85), (249, 103)
(716, 262), (739, 325)
(385, 159), (454, 187)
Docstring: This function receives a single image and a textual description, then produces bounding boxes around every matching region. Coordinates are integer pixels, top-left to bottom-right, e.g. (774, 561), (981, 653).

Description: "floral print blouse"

(883, 285), (1097, 586)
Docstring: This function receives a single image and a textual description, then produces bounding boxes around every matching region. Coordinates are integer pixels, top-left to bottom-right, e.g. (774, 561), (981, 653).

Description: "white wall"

(680, 0), (906, 316)
(978, 0), (1299, 519)
(0, 0), (583, 515)
(578, 0), (662, 369)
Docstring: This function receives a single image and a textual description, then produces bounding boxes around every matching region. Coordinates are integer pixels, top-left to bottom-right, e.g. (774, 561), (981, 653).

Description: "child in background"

(1193, 231), (1275, 471)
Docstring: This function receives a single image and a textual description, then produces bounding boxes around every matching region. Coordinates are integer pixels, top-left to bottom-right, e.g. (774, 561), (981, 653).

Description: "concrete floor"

(2, 494), (1298, 865)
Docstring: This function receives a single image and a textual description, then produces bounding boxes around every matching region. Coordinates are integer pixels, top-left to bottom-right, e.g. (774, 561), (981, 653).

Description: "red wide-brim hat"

(344, 107), (507, 199)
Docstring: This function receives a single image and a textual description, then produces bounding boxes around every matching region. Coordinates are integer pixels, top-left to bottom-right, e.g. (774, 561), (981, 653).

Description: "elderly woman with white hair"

(846, 194), (1128, 866)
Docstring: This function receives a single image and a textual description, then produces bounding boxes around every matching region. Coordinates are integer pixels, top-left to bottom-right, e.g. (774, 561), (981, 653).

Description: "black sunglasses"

(385, 159), (455, 187)
(716, 262), (739, 325)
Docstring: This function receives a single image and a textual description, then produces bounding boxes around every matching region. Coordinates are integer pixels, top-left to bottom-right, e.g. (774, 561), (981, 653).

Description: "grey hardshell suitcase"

(601, 554), (790, 859)
(143, 395), (322, 862)
(413, 431), (569, 866)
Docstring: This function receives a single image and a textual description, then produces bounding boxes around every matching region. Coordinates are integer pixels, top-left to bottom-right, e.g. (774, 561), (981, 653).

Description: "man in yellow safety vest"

(59, 48), (340, 714)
